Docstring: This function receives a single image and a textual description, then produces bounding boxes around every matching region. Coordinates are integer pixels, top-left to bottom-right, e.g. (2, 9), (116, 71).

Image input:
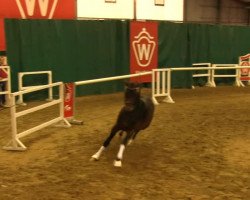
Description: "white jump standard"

(16, 70), (53, 105)
(3, 82), (71, 151)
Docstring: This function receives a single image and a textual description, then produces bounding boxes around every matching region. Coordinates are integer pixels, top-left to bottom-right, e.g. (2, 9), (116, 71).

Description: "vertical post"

(163, 69), (174, 103)
(167, 69), (171, 97)
(5, 66), (11, 106)
(59, 83), (71, 127)
(151, 69), (159, 105)
(17, 73), (25, 105)
(151, 69), (155, 98)
(10, 94), (17, 147)
(162, 70), (166, 94)
(211, 65), (216, 87)
(47, 71), (53, 101)
(8, 94), (19, 149)
(3, 93), (27, 150)
(156, 71), (160, 95)
(134, 0), (137, 20)
(236, 65), (244, 87)
(59, 83), (64, 119)
(207, 63), (215, 87)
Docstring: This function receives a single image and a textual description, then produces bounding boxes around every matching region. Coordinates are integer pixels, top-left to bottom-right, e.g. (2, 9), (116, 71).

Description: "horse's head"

(124, 81), (141, 111)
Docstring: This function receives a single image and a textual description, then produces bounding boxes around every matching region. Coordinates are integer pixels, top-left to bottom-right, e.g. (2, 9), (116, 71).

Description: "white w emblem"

(15, 0), (58, 19)
(132, 28), (156, 67)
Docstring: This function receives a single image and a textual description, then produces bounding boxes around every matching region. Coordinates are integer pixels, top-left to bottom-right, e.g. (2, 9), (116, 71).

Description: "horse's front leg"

(113, 131), (133, 167)
(91, 125), (120, 161)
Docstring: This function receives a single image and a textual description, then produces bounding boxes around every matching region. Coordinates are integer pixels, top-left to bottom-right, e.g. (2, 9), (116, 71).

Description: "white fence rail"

(3, 82), (71, 151)
(211, 64), (244, 87)
(192, 63), (214, 88)
(158, 65), (250, 104)
(17, 71), (53, 105)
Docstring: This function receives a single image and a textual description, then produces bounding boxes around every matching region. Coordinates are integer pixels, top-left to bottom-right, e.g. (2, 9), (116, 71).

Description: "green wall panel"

(5, 19), (130, 96)
(4, 19), (250, 97)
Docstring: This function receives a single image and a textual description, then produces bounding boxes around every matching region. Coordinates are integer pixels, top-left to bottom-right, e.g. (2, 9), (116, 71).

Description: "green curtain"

(188, 23), (250, 85)
(158, 22), (192, 88)
(5, 19), (250, 96)
(5, 19), (130, 96)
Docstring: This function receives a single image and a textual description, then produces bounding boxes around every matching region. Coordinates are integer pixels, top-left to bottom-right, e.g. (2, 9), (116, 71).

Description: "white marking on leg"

(91, 146), (105, 161)
(113, 144), (125, 167)
(117, 144), (125, 160)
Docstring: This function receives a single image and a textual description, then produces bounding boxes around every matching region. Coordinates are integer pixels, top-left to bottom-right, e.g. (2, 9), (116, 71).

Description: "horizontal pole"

(212, 64), (236, 67)
(152, 68), (170, 72)
(17, 117), (62, 139)
(154, 93), (169, 97)
(19, 71), (51, 75)
(12, 82), (62, 97)
(193, 74), (210, 77)
(75, 71), (152, 86)
(213, 75), (237, 77)
(21, 85), (48, 90)
(15, 99), (61, 118)
(170, 66), (250, 71)
(0, 91), (9, 95)
(192, 63), (211, 66)
(0, 78), (8, 82)
(0, 66), (10, 69)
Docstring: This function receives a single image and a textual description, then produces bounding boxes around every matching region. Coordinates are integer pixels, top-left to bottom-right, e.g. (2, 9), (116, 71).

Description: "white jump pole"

(75, 71), (152, 86)
(3, 82), (71, 151)
(17, 70), (53, 105)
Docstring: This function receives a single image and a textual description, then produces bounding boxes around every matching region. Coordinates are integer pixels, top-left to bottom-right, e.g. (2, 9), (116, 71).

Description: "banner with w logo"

(0, 0), (76, 50)
(130, 21), (158, 82)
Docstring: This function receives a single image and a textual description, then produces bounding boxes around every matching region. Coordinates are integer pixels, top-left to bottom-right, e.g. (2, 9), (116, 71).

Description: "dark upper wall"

(184, 0), (250, 25)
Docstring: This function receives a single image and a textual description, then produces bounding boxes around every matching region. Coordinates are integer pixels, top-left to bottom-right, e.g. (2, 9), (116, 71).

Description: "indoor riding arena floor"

(0, 86), (250, 200)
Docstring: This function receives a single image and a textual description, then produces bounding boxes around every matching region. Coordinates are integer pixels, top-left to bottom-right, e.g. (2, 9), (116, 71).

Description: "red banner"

(0, 0), (76, 50)
(0, 56), (8, 78)
(64, 82), (75, 119)
(239, 54), (250, 81)
(130, 21), (158, 82)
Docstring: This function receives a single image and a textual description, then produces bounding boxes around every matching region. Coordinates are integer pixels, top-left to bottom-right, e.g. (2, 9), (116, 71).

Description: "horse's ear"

(124, 80), (130, 87)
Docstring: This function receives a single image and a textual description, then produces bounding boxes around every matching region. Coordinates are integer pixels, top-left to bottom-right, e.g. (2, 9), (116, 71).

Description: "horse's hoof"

(90, 154), (99, 161)
(113, 160), (122, 167)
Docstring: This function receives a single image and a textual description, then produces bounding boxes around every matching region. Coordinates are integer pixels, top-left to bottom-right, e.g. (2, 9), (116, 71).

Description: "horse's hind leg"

(128, 130), (139, 146)
(91, 125), (119, 161)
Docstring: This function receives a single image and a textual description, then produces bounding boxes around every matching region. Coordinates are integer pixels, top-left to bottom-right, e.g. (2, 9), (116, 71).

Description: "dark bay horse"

(91, 82), (155, 167)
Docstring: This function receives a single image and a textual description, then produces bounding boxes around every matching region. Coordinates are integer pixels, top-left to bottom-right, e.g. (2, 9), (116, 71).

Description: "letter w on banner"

(130, 21), (158, 83)
(0, 0), (76, 51)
